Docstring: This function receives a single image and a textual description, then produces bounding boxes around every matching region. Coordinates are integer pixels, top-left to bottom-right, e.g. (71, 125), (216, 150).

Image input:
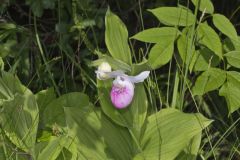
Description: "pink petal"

(110, 80), (134, 109)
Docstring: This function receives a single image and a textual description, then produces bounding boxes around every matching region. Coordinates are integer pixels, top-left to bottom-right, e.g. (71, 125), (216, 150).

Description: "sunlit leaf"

(148, 38), (174, 69)
(190, 48), (220, 71)
(34, 136), (68, 160)
(43, 92), (90, 128)
(105, 9), (132, 64)
(224, 51), (240, 68)
(191, 0), (214, 13)
(177, 27), (195, 64)
(148, 7), (195, 26)
(134, 108), (212, 160)
(197, 23), (222, 58)
(176, 133), (202, 160)
(35, 88), (56, 113)
(192, 68), (226, 95)
(0, 72), (39, 153)
(219, 71), (240, 113)
(64, 105), (134, 160)
(132, 27), (179, 43)
(0, 93), (39, 153)
(213, 14), (238, 41)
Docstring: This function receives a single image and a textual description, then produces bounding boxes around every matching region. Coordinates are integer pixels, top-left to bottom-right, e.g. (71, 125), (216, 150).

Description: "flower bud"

(96, 62), (112, 80)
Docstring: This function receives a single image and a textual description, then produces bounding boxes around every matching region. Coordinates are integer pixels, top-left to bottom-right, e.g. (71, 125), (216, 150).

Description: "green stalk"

(33, 16), (61, 96)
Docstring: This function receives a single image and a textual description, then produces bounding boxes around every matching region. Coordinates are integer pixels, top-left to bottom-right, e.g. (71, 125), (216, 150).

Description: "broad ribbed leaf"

(134, 108), (212, 160)
(219, 71), (240, 113)
(132, 27), (179, 43)
(0, 93), (39, 153)
(0, 71), (26, 102)
(176, 133), (202, 160)
(224, 51), (240, 68)
(197, 23), (222, 58)
(34, 136), (68, 160)
(0, 72), (39, 153)
(149, 7), (195, 26)
(148, 39), (174, 69)
(35, 88), (56, 114)
(98, 80), (148, 140)
(43, 92), (89, 128)
(192, 68), (226, 95)
(105, 9), (132, 64)
(213, 14), (238, 41)
(191, 0), (214, 13)
(64, 105), (134, 160)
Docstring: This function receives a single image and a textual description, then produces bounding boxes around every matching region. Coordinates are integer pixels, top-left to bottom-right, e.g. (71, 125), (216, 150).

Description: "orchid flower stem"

(129, 129), (143, 153)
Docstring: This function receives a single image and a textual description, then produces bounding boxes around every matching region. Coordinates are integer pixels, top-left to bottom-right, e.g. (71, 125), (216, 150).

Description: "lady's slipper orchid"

(96, 62), (150, 109)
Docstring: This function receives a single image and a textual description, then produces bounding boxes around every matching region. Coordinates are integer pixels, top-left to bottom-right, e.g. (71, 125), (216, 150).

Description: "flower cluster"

(96, 62), (149, 109)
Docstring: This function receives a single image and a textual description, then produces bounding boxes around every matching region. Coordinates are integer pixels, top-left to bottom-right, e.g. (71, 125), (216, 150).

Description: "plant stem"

(33, 16), (61, 96)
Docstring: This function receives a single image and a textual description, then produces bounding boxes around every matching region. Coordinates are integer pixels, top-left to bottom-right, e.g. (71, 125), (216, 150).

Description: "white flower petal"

(128, 71), (150, 83)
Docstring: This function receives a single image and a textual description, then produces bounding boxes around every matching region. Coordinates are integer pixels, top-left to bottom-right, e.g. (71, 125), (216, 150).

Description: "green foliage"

(197, 23), (222, 58)
(224, 51), (240, 68)
(0, 0), (240, 159)
(131, 27), (179, 43)
(190, 48), (220, 71)
(135, 109), (211, 160)
(0, 72), (39, 154)
(98, 80), (148, 139)
(149, 7), (195, 26)
(191, 0), (214, 13)
(219, 71), (240, 113)
(148, 39), (174, 69)
(105, 9), (132, 65)
(212, 14), (238, 41)
(192, 68), (226, 95)
(26, 0), (56, 17)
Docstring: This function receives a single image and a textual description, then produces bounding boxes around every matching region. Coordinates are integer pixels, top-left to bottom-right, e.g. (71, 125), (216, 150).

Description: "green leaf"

(0, 72), (39, 153)
(43, 92), (90, 128)
(0, 93), (39, 153)
(34, 136), (68, 160)
(213, 14), (238, 41)
(191, 0), (214, 14)
(148, 7), (195, 26)
(64, 105), (134, 160)
(98, 80), (148, 140)
(0, 71), (26, 102)
(197, 23), (222, 58)
(177, 27), (195, 64)
(176, 133), (202, 160)
(192, 68), (226, 95)
(131, 60), (152, 75)
(131, 27), (179, 43)
(105, 9), (132, 64)
(224, 51), (240, 68)
(190, 48), (220, 71)
(0, 40), (17, 58)
(148, 39), (174, 69)
(35, 88), (56, 114)
(223, 37), (235, 53)
(219, 71), (240, 113)
(135, 108), (212, 160)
